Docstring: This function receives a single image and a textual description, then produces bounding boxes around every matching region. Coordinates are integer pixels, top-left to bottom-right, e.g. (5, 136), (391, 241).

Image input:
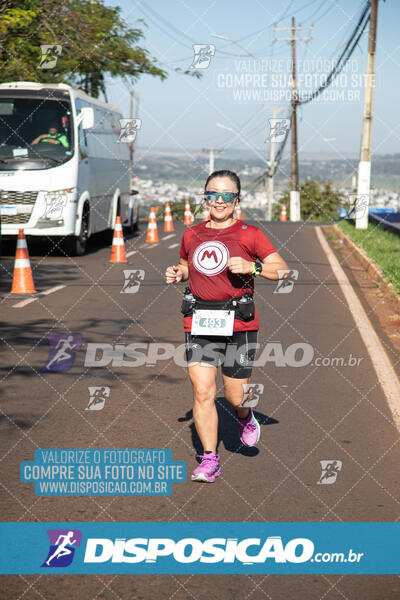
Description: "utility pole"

(356, 0), (379, 229)
(290, 16), (299, 222)
(263, 105), (286, 220)
(129, 89), (135, 193)
(202, 148), (223, 175)
(274, 19), (313, 222)
(260, 105), (287, 220)
(267, 105), (277, 221)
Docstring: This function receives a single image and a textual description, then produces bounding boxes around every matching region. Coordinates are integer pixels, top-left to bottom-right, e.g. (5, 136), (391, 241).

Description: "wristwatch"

(251, 261), (263, 277)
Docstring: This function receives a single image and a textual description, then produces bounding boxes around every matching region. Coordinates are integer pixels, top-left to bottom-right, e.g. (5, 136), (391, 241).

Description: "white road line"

(162, 234), (176, 241)
(42, 284), (66, 296)
(139, 243), (158, 249)
(13, 298), (36, 308)
(126, 250), (137, 258)
(316, 226), (400, 430)
(168, 243), (179, 249)
(12, 284), (66, 308)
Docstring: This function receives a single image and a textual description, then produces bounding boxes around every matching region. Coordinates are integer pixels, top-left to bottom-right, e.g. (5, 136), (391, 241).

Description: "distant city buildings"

(133, 177), (202, 206)
(369, 188), (400, 211)
(133, 176), (400, 213)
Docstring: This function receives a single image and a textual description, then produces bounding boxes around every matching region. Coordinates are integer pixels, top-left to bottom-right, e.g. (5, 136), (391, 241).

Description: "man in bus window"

(31, 122), (69, 148)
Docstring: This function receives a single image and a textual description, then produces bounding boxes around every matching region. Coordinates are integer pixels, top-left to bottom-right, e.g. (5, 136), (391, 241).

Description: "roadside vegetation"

(338, 219), (400, 294)
(274, 179), (346, 221)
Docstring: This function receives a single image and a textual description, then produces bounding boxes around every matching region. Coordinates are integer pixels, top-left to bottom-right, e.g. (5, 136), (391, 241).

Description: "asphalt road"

(1, 220), (400, 599)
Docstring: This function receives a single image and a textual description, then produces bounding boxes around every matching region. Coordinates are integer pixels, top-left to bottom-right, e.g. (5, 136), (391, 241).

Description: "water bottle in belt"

(181, 287), (196, 316)
(235, 291), (255, 321)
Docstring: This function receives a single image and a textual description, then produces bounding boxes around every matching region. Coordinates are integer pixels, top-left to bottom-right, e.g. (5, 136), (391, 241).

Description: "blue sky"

(103, 0), (400, 158)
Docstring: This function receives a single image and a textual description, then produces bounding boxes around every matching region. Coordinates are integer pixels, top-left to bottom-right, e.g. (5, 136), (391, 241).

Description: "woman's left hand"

(227, 257), (253, 274)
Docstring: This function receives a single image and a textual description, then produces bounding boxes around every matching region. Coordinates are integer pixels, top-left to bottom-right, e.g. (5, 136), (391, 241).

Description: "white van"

(0, 82), (138, 255)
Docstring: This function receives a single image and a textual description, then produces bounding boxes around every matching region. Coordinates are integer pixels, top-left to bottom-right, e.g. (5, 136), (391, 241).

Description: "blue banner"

(20, 449), (186, 496)
(0, 522), (399, 574)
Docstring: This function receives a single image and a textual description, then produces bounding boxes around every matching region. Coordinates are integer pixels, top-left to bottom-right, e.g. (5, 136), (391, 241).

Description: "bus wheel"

(64, 204), (89, 256)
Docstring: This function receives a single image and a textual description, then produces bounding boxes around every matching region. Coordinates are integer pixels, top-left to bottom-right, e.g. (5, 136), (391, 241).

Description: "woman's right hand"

(165, 265), (184, 284)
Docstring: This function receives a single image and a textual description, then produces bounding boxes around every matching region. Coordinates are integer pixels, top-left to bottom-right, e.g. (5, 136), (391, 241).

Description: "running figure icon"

(45, 531), (77, 566)
(42, 333), (82, 373)
(42, 529), (82, 568)
(45, 336), (75, 370)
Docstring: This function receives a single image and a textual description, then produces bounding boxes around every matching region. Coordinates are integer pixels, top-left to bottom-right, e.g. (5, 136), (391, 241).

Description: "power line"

(304, 0), (329, 21)
(212, 106), (267, 147)
(134, 2), (192, 50)
(241, 117), (291, 201)
(135, 0), (253, 58)
(249, 1), (372, 211)
(214, 0), (321, 54)
(250, 1), (372, 209)
(310, 1), (336, 23)
(297, 1), (370, 104)
(139, 0), (201, 45)
(329, 0), (366, 57)
(242, 0), (375, 217)
(215, 0), (296, 50)
(254, 109), (292, 184)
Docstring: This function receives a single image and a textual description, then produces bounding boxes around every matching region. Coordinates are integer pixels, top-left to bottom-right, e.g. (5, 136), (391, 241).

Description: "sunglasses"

(204, 191), (239, 205)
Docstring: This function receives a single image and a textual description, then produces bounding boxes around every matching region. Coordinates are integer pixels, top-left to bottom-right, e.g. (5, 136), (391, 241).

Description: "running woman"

(165, 170), (289, 483)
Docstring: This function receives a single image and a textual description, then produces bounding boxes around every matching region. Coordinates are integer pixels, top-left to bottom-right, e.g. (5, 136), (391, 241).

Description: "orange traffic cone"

(146, 207), (159, 243)
(235, 203), (242, 221)
(164, 202), (174, 232)
(184, 200), (192, 226)
(202, 204), (210, 222)
(280, 203), (287, 222)
(10, 229), (37, 295)
(109, 216), (127, 263)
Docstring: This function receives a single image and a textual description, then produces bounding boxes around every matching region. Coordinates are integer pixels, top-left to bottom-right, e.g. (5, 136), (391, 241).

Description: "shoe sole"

(241, 417), (261, 447)
(191, 468), (221, 483)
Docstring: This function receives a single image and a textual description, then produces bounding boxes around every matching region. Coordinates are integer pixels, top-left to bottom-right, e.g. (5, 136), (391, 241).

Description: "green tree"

(157, 200), (197, 222)
(0, 0), (201, 97)
(273, 179), (346, 222)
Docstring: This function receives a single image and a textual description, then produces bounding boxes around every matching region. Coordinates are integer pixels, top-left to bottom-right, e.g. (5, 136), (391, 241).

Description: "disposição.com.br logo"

(41, 529), (82, 567)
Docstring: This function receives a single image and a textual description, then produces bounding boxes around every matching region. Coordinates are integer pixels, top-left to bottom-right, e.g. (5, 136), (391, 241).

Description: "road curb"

(317, 227), (400, 431)
(325, 223), (400, 312)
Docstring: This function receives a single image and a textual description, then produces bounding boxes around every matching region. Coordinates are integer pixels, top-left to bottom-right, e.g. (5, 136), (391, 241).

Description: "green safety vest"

(42, 133), (69, 148)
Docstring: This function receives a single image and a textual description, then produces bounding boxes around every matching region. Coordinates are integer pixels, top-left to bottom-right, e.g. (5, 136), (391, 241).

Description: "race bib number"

(191, 309), (234, 336)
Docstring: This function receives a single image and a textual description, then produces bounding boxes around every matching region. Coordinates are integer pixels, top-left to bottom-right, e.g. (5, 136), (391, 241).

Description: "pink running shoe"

(238, 408), (261, 447)
(191, 452), (221, 483)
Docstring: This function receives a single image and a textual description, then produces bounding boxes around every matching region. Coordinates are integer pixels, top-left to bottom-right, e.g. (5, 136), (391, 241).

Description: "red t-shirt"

(179, 220), (276, 332)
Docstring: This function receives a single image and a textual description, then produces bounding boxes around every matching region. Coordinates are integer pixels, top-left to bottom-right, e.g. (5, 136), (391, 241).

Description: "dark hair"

(205, 169), (241, 195)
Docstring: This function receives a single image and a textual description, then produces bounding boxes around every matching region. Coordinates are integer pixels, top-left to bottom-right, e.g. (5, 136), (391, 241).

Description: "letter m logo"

(201, 250), (218, 263)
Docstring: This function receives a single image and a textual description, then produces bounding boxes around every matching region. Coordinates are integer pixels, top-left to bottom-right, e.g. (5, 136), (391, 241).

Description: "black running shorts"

(184, 330), (258, 379)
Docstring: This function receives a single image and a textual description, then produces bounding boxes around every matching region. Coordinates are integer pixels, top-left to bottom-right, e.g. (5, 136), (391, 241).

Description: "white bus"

(0, 81), (138, 255)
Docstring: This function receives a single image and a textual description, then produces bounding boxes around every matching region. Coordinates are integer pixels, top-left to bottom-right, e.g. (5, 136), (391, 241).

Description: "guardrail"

(369, 210), (400, 235)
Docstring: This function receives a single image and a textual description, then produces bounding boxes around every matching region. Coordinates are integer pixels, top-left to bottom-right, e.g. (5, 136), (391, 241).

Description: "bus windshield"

(0, 95), (73, 170)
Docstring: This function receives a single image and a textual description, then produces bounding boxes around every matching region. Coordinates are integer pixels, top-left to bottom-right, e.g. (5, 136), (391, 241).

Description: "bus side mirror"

(77, 107), (94, 130)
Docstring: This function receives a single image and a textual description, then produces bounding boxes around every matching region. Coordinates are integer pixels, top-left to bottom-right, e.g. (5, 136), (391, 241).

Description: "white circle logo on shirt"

(192, 241), (229, 276)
